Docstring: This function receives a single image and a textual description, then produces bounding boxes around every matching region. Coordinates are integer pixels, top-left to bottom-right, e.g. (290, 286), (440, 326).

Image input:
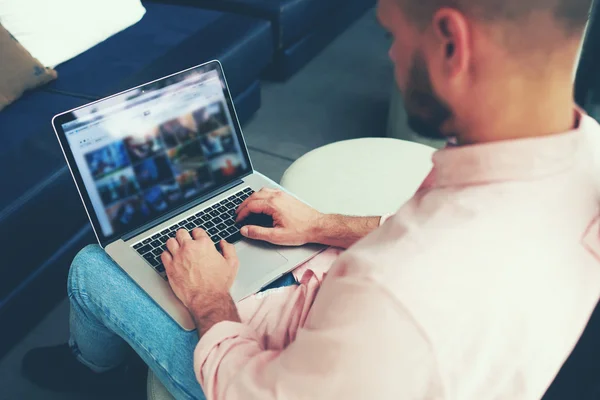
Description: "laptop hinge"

(121, 178), (246, 242)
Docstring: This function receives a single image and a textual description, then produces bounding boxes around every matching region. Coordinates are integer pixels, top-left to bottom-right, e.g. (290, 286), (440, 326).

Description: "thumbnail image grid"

(84, 101), (245, 233)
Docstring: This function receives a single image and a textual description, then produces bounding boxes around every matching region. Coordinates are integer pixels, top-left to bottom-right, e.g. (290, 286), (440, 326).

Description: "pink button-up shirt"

(194, 111), (600, 400)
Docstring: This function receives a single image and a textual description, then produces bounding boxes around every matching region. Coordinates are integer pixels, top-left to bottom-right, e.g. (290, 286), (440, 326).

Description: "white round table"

(280, 137), (435, 216)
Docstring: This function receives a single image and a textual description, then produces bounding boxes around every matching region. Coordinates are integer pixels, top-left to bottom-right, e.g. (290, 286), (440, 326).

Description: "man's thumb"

(240, 225), (273, 241)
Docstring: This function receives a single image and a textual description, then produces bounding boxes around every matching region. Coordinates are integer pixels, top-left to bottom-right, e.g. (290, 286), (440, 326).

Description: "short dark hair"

(398, 0), (593, 36)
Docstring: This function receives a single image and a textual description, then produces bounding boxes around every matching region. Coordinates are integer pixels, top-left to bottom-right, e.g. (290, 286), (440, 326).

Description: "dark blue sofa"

(0, 1), (273, 358)
(150, 0), (376, 79)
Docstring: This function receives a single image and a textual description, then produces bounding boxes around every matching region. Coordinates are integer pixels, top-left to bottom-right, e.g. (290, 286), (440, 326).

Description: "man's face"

(377, 0), (454, 139)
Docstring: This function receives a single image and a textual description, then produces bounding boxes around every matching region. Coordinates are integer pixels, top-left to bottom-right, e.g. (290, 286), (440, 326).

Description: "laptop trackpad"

(236, 241), (288, 287)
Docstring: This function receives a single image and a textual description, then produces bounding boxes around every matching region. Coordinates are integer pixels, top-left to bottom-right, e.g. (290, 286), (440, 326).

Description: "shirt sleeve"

(193, 272), (442, 400)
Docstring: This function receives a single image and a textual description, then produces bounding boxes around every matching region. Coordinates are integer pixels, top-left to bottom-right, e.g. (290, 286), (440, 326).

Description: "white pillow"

(0, 0), (146, 68)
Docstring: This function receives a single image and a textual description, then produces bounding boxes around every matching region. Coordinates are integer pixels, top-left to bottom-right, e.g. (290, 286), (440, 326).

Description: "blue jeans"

(67, 244), (297, 400)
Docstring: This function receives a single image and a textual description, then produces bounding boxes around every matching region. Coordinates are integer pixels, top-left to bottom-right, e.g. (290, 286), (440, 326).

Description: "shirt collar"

(429, 109), (590, 188)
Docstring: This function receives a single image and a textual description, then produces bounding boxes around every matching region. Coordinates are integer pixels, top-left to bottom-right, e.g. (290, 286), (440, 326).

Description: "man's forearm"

(312, 214), (381, 249)
(190, 293), (241, 338)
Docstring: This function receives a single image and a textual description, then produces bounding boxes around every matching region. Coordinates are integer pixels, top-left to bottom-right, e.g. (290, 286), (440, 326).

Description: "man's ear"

(431, 8), (471, 78)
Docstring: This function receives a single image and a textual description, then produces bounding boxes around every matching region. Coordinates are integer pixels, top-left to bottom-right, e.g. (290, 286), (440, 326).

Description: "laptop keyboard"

(132, 187), (255, 279)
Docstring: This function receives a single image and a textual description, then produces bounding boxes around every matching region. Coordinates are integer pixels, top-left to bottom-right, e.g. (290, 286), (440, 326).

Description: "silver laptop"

(52, 60), (325, 331)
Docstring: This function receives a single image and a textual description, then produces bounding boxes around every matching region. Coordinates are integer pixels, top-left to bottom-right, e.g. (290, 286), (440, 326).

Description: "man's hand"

(236, 188), (324, 246)
(236, 188), (383, 249)
(161, 228), (241, 336)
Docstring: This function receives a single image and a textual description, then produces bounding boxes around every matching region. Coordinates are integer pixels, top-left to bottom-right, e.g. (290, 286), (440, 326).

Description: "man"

(23, 0), (600, 398)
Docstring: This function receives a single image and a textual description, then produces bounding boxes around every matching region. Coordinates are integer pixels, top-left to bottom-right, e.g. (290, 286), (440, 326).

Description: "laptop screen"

(59, 63), (251, 240)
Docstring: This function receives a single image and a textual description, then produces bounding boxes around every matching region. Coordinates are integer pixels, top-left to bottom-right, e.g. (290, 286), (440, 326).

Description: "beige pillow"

(0, 23), (57, 111)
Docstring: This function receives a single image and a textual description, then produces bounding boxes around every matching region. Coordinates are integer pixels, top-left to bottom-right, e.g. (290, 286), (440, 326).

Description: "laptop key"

(150, 240), (161, 248)
(138, 244), (153, 254)
(227, 195), (237, 201)
(142, 238), (152, 245)
(216, 223), (226, 231)
(224, 202), (235, 210)
(227, 209), (236, 216)
(223, 218), (234, 226)
(210, 235), (220, 244)
(217, 206), (227, 213)
(160, 229), (170, 235)
(144, 254), (159, 267)
(185, 222), (195, 230)
(223, 231), (243, 244)
(209, 210), (219, 217)
(156, 264), (165, 273)
(232, 198), (243, 205)
(219, 199), (229, 205)
(243, 188), (253, 193)
(204, 221), (215, 228)
(133, 242), (143, 249)
(152, 248), (163, 256)
(208, 227), (219, 235)
(240, 193), (249, 200)
(152, 233), (161, 240)
(201, 214), (211, 222)
(213, 216), (223, 224)
(227, 226), (237, 234)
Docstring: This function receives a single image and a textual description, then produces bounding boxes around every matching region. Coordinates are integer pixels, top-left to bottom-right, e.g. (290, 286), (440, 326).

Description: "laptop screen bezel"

(52, 60), (254, 248)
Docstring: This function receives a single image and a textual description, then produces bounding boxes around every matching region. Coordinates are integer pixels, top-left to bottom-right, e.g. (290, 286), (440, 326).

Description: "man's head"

(378, 0), (592, 142)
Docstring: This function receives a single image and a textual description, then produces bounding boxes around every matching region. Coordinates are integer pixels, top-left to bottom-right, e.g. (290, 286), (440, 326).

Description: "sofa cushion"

(167, 0), (346, 49)
(46, 2), (273, 99)
(0, 91), (87, 216)
(0, 91), (91, 299)
(0, 91), (84, 158)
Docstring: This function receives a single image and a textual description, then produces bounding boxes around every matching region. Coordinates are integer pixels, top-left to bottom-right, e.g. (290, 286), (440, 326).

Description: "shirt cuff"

(194, 321), (261, 378)
(380, 213), (394, 226)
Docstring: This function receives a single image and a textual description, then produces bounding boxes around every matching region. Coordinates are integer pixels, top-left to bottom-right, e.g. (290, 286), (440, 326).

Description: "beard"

(403, 51), (453, 140)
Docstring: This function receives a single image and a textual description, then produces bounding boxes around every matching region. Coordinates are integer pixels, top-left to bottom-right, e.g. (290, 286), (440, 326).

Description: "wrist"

(188, 291), (240, 337)
(310, 214), (380, 249)
(311, 213), (336, 244)
(187, 291), (231, 320)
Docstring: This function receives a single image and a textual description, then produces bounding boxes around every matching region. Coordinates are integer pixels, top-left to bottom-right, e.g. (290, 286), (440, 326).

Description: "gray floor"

(0, 9), (431, 400)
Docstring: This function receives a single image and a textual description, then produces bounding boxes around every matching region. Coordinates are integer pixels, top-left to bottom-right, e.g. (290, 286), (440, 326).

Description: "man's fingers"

(160, 251), (173, 267)
(236, 189), (278, 217)
(166, 237), (179, 253)
(235, 199), (275, 222)
(220, 240), (239, 269)
(175, 228), (192, 245)
(191, 228), (210, 240)
(236, 192), (270, 219)
(240, 225), (279, 242)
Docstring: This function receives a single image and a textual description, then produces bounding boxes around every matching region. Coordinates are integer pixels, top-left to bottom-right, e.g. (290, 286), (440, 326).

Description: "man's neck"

(456, 76), (577, 146)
